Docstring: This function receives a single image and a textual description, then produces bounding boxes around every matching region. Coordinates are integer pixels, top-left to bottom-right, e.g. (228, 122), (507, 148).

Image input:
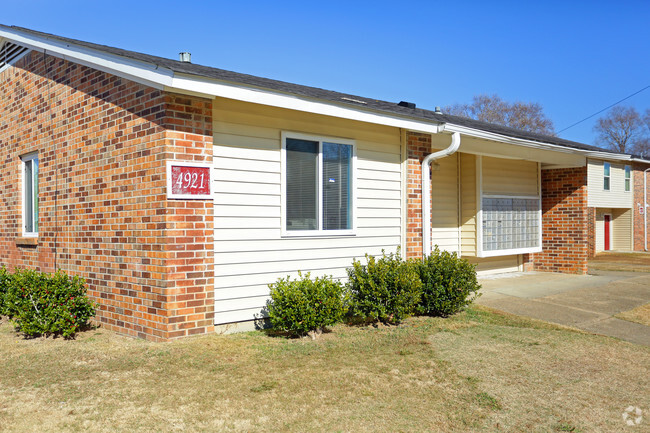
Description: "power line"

(558, 84), (650, 133)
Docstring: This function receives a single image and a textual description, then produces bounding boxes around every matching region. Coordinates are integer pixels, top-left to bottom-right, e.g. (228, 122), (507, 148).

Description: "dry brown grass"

(589, 252), (650, 273)
(616, 303), (650, 327)
(0, 307), (648, 433)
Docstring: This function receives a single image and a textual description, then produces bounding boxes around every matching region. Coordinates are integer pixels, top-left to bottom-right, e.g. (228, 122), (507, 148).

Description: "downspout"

(643, 168), (650, 251)
(422, 130), (461, 257)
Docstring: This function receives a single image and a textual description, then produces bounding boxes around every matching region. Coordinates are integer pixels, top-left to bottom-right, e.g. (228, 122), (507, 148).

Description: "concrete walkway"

(477, 270), (650, 346)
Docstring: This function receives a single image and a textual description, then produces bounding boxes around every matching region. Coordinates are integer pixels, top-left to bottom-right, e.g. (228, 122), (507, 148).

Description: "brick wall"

(633, 163), (650, 251)
(405, 132), (430, 259)
(0, 51), (214, 341)
(587, 206), (596, 257)
(530, 167), (589, 274)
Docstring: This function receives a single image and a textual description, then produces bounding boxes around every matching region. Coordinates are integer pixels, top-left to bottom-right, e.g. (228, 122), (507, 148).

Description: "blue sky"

(4, 0), (649, 146)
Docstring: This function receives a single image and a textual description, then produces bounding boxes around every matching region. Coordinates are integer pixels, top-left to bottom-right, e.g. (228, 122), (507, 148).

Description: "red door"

(604, 214), (611, 251)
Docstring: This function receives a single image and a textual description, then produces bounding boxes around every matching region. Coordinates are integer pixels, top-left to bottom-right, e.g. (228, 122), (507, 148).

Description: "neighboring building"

(1, 25), (648, 340)
(586, 158), (650, 255)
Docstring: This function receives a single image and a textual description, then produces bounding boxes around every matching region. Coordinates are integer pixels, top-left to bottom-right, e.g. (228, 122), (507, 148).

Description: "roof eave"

(0, 26), (174, 89)
(442, 122), (633, 160)
(0, 25), (641, 162)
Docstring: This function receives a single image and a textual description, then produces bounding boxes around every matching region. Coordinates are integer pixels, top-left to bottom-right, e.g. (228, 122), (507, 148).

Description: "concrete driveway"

(477, 269), (650, 346)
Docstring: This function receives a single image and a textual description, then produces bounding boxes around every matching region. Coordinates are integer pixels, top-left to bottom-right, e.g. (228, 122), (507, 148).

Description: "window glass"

(322, 142), (351, 230)
(625, 165), (631, 192)
(22, 155), (39, 235)
(286, 139), (318, 231)
(284, 136), (353, 233)
(603, 162), (610, 191)
(24, 159), (33, 232)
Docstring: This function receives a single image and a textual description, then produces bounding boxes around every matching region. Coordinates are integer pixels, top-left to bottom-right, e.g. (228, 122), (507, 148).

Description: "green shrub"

(3, 268), (96, 338)
(416, 247), (481, 317)
(0, 266), (9, 316)
(347, 249), (422, 324)
(267, 272), (345, 337)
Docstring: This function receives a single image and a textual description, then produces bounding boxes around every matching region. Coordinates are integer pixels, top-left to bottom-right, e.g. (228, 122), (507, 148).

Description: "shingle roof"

(0, 25), (629, 156)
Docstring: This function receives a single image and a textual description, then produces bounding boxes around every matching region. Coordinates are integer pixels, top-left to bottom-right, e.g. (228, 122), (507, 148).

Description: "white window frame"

(624, 165), (631, 192)
(603, 162), (611, 191)
(478, 194), (542, 257)
(281, 131), (356, 237)
(21, 152), (39, 237)
(476, 157), (542, 257)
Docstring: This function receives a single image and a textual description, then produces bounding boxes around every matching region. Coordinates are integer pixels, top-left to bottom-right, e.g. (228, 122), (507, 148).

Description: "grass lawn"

(1, 306), (648, 433)
(616, 303), (650, 327)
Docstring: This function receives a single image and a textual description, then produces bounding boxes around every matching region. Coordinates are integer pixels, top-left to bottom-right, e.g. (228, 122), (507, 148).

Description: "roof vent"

(179, 52), (191, 63)
(341, 97), (367, 105)
(0, 42), (29, 70)
(398, 101), (416, 109)
(434, 106), (442, 114)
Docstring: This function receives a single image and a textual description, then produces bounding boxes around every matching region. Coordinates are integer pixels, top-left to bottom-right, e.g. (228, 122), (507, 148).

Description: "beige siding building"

(587, 159), (633, 252)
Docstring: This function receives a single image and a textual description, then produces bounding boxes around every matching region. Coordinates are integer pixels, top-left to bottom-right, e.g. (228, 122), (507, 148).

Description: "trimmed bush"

(3, 268), (96, 338)
(416, 247), (481, 317)
(267, 272), (345, 338)
(0, 266), (9, 316)
(347, 249), (422, 324)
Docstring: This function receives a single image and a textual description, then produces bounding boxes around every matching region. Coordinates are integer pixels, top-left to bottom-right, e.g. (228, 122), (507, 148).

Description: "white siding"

(594, 208), (632, 252)
(482, 157), (538, 196)
(460, 154), (477, 257)
(431, 153), (460, 253)
(613, 208), (632, 251)
(470, 255), (520, 275)
(587, 159), (633, 208)
(212, 98), (402, 324)
(595, 209), (609, 252)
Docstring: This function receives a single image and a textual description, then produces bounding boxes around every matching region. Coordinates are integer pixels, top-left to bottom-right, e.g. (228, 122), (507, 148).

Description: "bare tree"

(444, 94), (555, 135)
(593, 106), (649, 154)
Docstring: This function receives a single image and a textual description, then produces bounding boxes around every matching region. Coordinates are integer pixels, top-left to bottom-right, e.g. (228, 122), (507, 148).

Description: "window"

(625, 165), (631, 192)
(22, 153), (39, 236)
(282, 133), (355, 235)
(603, 162), (611, 191)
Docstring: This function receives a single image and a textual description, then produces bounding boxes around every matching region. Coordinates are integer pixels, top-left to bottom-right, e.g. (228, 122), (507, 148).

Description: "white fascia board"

(168, 74), (445, 134)
(0, 27), (174, 89)
(443, 123), (633, 160)
(1, 27), (638, 159)
(1, 26), (446, 134)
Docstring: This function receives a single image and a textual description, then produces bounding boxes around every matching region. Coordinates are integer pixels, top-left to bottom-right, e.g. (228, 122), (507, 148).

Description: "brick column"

(160, 94), (214, 339)
(587, 207), (596, 257)
(406, 132), (431, 259)
(633, 163), (650, 251)
(531, 167), (588, 274)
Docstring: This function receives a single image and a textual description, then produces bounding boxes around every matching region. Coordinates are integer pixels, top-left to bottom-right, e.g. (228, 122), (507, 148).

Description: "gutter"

(442, 123), (635, 161)
(421, 129), (461, 257)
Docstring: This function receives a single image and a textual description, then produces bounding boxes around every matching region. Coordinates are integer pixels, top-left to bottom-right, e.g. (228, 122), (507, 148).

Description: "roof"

(0, 25), (641, 159)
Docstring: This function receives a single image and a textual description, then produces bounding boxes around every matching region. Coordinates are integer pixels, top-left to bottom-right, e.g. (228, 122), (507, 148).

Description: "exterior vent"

(179, 52), (191, 63)
(398, 101), (416, 109)
(340, 97), (367, 105)
(0, 41), (29, 70)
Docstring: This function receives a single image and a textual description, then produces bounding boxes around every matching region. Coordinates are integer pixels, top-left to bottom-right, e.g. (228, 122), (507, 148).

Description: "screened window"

(22, 153), (39, 236)
(625, 165), (631, 192)
(482, 197), (540, 253)
(603, 162), (610, 191)
(284, 134), (354, 234)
